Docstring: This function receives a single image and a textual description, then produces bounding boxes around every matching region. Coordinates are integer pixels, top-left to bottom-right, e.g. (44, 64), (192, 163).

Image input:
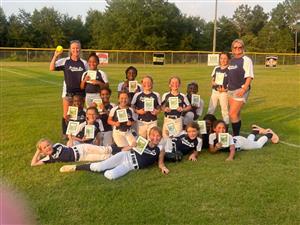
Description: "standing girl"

(49, 40), (88, 137)
(80, 52), (109, 107)
(207, 52), (230, 125)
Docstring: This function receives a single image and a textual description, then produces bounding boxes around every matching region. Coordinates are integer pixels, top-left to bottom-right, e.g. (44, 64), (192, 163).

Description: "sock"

(251, 129), (259, 136)
(232, 120), (241, 136)
(265, 133), (273, 139)
(62, 117), (67, 135)
(76, 163), (92, 171)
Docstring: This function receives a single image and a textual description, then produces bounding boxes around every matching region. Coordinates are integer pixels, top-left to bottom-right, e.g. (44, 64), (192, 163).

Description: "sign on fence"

(153, 53), (165, 65)
(265, 56), (278, 68)
(207, 54), (219, 66)
(97, 52), (109, 65)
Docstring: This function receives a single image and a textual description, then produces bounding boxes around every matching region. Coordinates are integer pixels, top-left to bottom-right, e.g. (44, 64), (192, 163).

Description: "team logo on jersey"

(143, 148), (157, 156)
(52, 145), (63, 159)
(68, 66), (84, 72)
(181, 137), (195, 148)
(228, 65), (238, 70)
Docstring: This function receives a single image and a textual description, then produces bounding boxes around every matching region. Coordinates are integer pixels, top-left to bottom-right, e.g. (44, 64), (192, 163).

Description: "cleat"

(252, 124), (267, 134)
(266, 129), (279, 144)
(60, 165), (76, 173)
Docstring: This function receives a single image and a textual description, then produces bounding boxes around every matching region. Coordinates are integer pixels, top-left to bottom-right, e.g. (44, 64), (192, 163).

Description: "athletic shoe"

(266, 129), (279, 144)
(60, 165), (76, 173)
(252, 124), (267, 134)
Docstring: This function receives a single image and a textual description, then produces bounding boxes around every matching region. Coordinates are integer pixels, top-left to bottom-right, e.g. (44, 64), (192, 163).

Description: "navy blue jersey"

(171, 133), (202, 155)
(109, 106), (136, 132)
(131, 91), (161, 122)
(75, 121), (102, 143)
(134, 145), (160, 169)
(71, 109), (86, 123)
(211, 66), (229, 90)
(81, 70), (108, 93)
(55, 57), (88, 94)
(161, 92), (190, 118)
(41, 143), (76, 163)
(99, 103), (115, 132)
(227, 56), (254, 91)
(183, 94), (202, 120)
(111, 144), (122, 155)
(201, 134), (209, 149)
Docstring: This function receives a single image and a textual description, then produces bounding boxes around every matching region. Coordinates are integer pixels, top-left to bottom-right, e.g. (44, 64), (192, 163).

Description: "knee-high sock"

(76, 163), (92, 171)
(232, 120), (241, 136)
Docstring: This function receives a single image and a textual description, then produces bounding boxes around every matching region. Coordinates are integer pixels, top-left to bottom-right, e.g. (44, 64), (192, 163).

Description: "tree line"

(0, 0), (299, 53)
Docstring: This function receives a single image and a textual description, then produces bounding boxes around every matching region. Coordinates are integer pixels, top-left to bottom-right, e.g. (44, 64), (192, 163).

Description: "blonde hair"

(231, 39), (245, 51)
(36, 138), (52, 151)
(149, 126), (162, 137)
(142, 75), (153, 84)
(69, 40), (81, 57)
(168, 76), (181, 85)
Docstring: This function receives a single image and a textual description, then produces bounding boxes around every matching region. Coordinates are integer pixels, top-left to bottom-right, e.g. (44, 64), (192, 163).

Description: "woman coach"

(227, 39), (254, 136)
(49, 40), (88, 137)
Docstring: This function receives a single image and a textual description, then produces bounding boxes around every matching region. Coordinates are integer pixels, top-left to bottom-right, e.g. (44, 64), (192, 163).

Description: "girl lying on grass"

(59, 127), (169, 180)
(31, 139), (112, 166)
(209, 120), (279, 161)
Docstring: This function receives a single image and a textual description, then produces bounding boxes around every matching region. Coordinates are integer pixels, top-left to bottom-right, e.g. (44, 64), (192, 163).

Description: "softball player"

(49, 40), (88, 136)
(227, 39), (254, 136)
(209, 120), (279, 161)
(164, 122), (202, 162)
(108, 92), (137, 147)
(161, 76), (191, 138)
(207, 52), (230, 124)
(182, 82), (204, 127)
(59, 127), (170, 180)
(131, 75), (161, 138)
(31, 139), (112, 166)
(80, 52), (109, 107)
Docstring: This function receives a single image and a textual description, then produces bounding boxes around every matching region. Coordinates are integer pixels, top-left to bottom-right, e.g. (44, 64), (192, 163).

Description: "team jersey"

(227, 56), (254, 91)
(41, 143), (76, 163)
(99, 103), (116, 132)
(109, 106), (136, 132)
(134, 145), (161, 169)
(211, 66), (229, 90)
(75, 121), (103, 143)
(168, 132), (202, 155)
(117, 81), (142, 101)
(161, 92), (190, 118)
(70, 109), (86, 123)
(131, 91), (161, 122)
(209, 133), (234, 152)
(81, 69), (108, 93)
(55, 57), (88, 94)
(183, 93), (204, 120)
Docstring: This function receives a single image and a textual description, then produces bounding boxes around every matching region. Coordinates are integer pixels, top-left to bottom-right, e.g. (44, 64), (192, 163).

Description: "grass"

(1, 62), (300, 225)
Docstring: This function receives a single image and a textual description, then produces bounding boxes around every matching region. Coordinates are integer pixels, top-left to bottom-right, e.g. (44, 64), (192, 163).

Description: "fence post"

(117, 51), (119, 64)
(171, 52), (173, 64)
(144, 52), (146, 65)
(26, 48), (29, 63)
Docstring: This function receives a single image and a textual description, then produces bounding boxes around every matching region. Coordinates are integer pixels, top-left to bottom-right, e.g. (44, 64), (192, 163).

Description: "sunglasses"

(233, 46), (243, 49)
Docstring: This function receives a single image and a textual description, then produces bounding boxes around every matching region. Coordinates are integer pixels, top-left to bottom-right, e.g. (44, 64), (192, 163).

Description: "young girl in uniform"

(207, 52), (230, 125)
(108, 91), (136, 147)
(182, 82), (204, 127)
(31, 139), (112, 166)
(59, 127), (170, 180)
(161, 76), (191, 138)
(117, 66), (142, 102)
(209, 120), (279, 161)
(131, 75), (161, 138)
(164, 122), (202, 162)
(80, 52), (109, 107)
(97, 87), (115, 146)
(67, 107), (103, 147)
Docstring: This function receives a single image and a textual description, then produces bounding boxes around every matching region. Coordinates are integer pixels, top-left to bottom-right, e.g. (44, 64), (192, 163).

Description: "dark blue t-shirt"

(81, 70), (108, 93)
(109, 106), (136, 132)
(41, 143), (76, 163)
(99, 103), (115, 132)
(211, 66), (229, 90)
(134, 145), (161, 169)
(171, 134), (202, 155)
(161, 92), (190, 118)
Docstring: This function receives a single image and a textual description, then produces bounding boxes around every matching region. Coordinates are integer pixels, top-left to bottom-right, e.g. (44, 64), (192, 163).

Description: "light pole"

(212, 0), (218, 53)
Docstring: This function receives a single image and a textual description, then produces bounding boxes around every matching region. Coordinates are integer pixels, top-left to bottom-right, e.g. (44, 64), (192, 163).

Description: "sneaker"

(266, 129), (279, 144)
(252, 124), (267, 134)
(60, 165), (76, 173)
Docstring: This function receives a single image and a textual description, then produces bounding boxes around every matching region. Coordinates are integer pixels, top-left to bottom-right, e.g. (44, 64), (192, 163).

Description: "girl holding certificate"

(209, 120), (278, 161)
(207, 52), (230, 125)
(131, 75), (161, 138)
(161, 76), (191, 138)
(227, 39), (254, 136)
(49, 40), (88, 138)
(108, 92), (136, 147)
(80, 52), (109, 107)
(60, 127), (170, 180)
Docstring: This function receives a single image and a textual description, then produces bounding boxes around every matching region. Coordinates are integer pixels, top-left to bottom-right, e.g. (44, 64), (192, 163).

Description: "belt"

(73, 146), (80, 161)
(130, 152), (139, 170)
(66, 92), (84, 97)
(166, 115), (179, 119)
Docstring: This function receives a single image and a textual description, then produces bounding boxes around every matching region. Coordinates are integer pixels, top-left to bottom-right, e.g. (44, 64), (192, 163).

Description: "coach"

(227, 39), (254, 136)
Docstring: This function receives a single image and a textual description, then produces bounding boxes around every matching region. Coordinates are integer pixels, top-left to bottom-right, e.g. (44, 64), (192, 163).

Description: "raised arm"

(31, 149), (45, 166)
(49, 51), (62, 71)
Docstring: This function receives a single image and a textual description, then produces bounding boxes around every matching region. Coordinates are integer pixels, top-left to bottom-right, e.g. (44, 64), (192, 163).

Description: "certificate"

(215, 72), (224, 85)
(66, 121), (79, 135)
(169, 97), (179, 110)
(116, 109), (128, 123)
(191, 94), (201, 107)
(144, 98), (154, 112)
(133, 136), (149, 155)
(84, 125), (95, 139)
(67, 106), (78, 120)
(129, 81), (138, 93)
(92, 98), (103, 111)
(167, 122), (177, 137)
(197, 120), (207, 134)
(218, 133), (230, 147)
(87, 70), (97, 83)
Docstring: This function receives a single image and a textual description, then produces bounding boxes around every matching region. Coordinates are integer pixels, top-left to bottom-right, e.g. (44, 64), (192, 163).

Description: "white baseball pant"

(207, 90), (229, 124)
(112, 129), (136, 147)
(73, 144), (112, 161)
(162, 117), (183, 138)
(234, 134), (268, 150)
(137, 120), (157, 138)
(99, 131), (113, 146)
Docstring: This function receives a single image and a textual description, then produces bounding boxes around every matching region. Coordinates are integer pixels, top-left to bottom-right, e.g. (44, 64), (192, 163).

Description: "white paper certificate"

(218, 133), (230, 147)
(66, 121), (79, 135)
(144, 98), (154, 112)
(133, 136), (149, 155)
(191, 94), (201, 107)
(67, 106), (78, 120)
(84, 125), (95, 139)
(197, 120), (207, 134)
(169, 97), (179, 110)
(129, 81), (138, 93)
(167, 123), (177, 137)
(116, 109), (128, 123)
(87, 70), (97, 82)
(215, 72), (225, 85)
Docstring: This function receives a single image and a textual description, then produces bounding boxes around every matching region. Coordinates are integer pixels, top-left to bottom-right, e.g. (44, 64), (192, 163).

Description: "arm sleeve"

(99, 70), (109, 83)
(155, 92), (162, 106)
(182, 94), (191, 106)
(196, 137), (202, 152)
(81, 71), (88, 81)
(243, 56), (254, 78)
(209, 133), (215, 145)
(161, 93), (167, 105)
(117, 82), (123, 92)
(211, 66), (218, 77)
(55, 58), (66, 71)
(229, 135), (234, 145)
(40, 156), (54, 163)
(131, 92), (139, 105)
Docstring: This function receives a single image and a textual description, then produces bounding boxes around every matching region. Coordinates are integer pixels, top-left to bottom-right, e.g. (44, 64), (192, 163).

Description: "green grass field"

(1, 62), (300, 225)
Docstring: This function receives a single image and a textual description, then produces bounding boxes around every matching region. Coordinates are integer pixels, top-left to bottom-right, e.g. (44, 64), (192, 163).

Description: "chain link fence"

(0, 48), (299, 65)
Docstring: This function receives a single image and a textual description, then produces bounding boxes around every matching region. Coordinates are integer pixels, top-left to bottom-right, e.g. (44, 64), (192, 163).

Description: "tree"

(248, 5), (268, 36)
(85, 10), (105, 48)
(216, 16), (238, 51)
(232, 4), (252, 37)
(0, 7), (8, 46)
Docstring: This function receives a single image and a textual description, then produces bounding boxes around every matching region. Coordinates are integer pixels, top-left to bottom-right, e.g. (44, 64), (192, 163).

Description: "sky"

(1, 0), (283, 22)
